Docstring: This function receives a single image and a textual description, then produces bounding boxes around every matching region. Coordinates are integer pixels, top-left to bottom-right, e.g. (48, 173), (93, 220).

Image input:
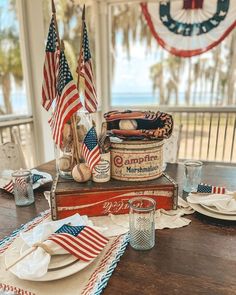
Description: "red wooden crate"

(50, 173), (178, 220)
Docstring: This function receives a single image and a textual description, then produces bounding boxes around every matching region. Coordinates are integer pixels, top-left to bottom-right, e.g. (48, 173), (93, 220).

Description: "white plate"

(5, 237), (95, 281)
(188, 203), (236, 221)
(201, 204), (236, 216)
(20, 243), (78, 270)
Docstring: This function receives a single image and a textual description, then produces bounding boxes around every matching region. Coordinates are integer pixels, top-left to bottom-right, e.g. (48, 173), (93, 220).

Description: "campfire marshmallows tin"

(110, 140), (163, 181)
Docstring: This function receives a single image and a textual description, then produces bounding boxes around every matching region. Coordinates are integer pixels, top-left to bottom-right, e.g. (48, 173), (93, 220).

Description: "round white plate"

(20, 243), (78, 270)
(189, 203), (236, 221)
(5, 237), (95, 281)
(201, 204), (236, 216)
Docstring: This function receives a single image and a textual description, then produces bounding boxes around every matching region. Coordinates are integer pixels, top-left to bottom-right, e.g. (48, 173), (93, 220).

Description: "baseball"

(62, 123), (72, 143)
(72, 163), (91, 182)
(58, 155), (72, 172)
(119, 119), (138, 130)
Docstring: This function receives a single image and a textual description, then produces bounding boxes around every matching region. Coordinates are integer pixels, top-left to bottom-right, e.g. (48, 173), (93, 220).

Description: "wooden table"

(0, 162), (236, 295)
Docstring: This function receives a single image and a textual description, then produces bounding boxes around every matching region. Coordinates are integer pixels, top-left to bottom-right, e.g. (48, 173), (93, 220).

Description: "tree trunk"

(185, 58), (192, 105)
(2, 73), (13, 114)
(227, 32), (236, 105)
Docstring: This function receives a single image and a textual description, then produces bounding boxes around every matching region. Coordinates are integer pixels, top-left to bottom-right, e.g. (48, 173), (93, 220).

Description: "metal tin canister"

(92, 152), (111, 183)
(110, 140), (163, 181)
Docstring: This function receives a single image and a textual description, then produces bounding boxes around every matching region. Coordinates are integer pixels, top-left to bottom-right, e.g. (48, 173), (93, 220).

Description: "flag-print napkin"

(0, 169), (52, 194)
(7, 214), (107, 280)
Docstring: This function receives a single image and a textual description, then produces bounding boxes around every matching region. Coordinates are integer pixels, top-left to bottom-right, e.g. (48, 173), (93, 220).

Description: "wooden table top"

(0, 161), (236, 295)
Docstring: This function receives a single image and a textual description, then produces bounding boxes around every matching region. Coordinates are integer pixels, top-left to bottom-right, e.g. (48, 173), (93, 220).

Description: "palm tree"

(0, 29), (23, 114)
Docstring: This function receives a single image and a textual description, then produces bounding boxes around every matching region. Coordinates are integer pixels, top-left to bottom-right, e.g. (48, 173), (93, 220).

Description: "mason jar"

(12, 169), (34, 206)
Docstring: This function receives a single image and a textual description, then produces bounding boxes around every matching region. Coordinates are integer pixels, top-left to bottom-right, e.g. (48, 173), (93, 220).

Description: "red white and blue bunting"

(141, 0), (236, 57)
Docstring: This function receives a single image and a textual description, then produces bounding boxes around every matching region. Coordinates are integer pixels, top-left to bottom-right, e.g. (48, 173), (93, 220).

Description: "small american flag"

(77, 19), (98, 113)
(3, 180), (14, 194)
(49, 50), (83, 146)
(42, 16), (60, 111)
(82, 127), (101, 171)
(2, 173), (43, 194)
(3, 177), (27, 194)
(197, 183), (226, 194)
(48, 224), (108, 261)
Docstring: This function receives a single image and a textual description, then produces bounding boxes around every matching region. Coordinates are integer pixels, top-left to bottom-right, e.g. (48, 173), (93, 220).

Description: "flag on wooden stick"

(49, 47), (83, 146)
(77, 8), (98, 113)
(42, 15), (60, 111)
(82, 126), (101, 171)
(48, 224), (108, 261)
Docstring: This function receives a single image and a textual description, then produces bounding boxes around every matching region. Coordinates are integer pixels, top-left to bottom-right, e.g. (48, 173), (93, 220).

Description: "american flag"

(42, 16), (60, 111)
(82, 127), (101, 171)
(48, 224), (108, 261)
(197, 183), (226, 194)
(77, 21), (98, 113)
(2, 173), (43, 194)
(49, 50), (83, 146)
(3, 180), (14, 194)
(3, 177), (27, 194)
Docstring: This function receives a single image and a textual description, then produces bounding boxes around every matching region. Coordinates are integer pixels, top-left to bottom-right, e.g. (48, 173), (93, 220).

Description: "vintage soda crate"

(50, 173), (178, 220)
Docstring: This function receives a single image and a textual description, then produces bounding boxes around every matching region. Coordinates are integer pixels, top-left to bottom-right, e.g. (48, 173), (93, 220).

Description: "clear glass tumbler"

(12, 169), (34, 206)
(128, 197), (156, 250)
(183, 160), (203, 193)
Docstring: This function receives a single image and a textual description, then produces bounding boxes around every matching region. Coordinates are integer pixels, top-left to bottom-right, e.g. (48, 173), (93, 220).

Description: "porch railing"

(0, 108), (235, 167)
(164, 107), (236, 163)
(0, 115), (36, 168)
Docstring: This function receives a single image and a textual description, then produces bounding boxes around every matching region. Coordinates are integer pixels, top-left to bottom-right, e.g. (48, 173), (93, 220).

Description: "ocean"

(0, 90), (224, 115)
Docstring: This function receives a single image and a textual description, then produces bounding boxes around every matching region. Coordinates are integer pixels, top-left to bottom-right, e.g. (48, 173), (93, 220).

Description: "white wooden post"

(16, 0), (54, 165)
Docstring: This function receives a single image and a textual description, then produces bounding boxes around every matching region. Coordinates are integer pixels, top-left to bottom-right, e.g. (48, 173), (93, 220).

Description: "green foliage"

(0, 1), (23, 114)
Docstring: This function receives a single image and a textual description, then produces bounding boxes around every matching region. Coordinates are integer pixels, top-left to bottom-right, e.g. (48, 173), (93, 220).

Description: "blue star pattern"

(56, 224), (85, 236)
(83, 127), (98, 151)
(57, 51), (73, 96)
(82, 127), (100, 170)
(46, 17), (58, 52)
(82, 22), (91, 62)
(197, 184), (212, 193)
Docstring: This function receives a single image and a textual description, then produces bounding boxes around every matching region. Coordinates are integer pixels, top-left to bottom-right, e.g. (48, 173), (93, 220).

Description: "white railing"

(0, 115), (36, 168)
(110, 106), (236, 164)
(0, 108), (235, 166)
(162, 107), (236, 163)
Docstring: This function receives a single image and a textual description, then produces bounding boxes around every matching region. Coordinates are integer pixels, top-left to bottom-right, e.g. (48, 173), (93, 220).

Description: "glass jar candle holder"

(12, 169), (34, 207)
(55, 145), (74, 179)
(183, 160), (203, 192)
(128, 197), (156, 250)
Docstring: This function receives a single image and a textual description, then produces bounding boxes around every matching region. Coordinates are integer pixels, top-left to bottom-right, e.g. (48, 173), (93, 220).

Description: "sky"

(111, 32), (160, 94)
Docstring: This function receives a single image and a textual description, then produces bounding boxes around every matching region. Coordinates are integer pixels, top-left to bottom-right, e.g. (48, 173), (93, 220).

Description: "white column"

(96, 0), (111, 114)
(17, 0), (54, 165)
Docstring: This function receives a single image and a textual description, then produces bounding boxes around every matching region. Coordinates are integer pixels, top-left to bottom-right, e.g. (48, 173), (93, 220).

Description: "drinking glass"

(12, 169), (34, 206)
(183, 160), (203, 192)
(128, 197), (156, 250)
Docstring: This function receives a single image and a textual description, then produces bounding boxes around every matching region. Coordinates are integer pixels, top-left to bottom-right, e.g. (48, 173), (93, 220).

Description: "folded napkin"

(187, 193), (236, 212)
(91, 197), (194, 234)
(0, 169), (52, 194)
(9, 214), (107, 280)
